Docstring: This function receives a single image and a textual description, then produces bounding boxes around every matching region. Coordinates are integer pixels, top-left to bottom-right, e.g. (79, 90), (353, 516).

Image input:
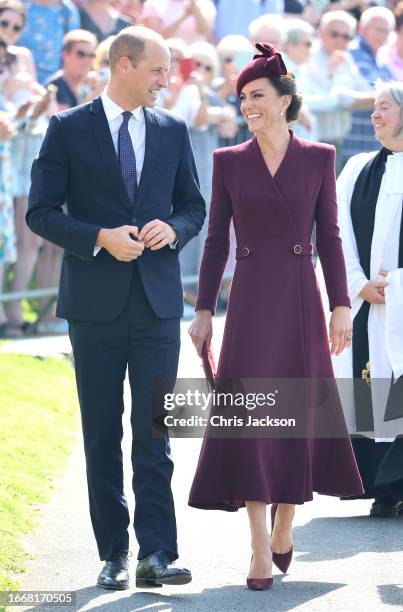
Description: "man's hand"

(138, 220), (177, 250)
(359, 280), (388, 304)
(96, 225), (144, 261)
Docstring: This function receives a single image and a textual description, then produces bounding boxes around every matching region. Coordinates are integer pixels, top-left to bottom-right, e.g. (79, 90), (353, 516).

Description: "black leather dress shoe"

(97, 553), (129, 590)
(370, 498), (403, 517)
(136, 550), (192, 588)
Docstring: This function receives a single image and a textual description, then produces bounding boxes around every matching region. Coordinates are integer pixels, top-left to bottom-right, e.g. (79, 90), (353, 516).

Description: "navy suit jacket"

(27, 96), (206, 321)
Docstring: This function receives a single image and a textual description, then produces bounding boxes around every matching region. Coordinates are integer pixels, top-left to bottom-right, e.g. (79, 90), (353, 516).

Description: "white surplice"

(316, 151), (403, 441)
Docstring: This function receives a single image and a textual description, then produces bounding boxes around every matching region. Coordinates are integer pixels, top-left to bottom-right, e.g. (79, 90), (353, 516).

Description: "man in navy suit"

(27, 26), (205, 590)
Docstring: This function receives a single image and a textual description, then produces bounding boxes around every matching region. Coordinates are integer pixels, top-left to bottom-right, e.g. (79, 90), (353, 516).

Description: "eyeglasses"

(74, 49), (96, 59)
(0, 19), (22, 33)
(195, 60), (212, 72)
(328, 30), (352, 41)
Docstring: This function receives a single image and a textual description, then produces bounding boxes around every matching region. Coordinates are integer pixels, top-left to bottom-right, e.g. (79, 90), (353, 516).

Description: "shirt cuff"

(94, 246), (101, 256)
(168, 224), (179, 249)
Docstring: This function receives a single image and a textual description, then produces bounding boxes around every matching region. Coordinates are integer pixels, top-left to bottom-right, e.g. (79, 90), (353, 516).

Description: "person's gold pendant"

(362, 361), (371, 387)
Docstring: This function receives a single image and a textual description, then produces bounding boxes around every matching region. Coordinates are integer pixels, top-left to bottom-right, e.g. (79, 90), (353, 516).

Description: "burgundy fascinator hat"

(236, 42), (288, 97)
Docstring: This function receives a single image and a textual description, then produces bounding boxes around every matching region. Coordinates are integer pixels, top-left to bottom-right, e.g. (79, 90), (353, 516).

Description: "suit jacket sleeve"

(168, 122), (206, 251)
(26, 115), (101, 262)
(315, 147), (351, 311)
(195, 150), (232, 314)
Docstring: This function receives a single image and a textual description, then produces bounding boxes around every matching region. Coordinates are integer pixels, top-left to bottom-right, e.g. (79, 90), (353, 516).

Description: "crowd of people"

(0, 0), (402, 336)
(4, 6), (402, 591)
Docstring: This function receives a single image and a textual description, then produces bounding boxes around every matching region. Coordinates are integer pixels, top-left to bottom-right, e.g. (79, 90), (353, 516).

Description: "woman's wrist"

(195, 308), (213, 317)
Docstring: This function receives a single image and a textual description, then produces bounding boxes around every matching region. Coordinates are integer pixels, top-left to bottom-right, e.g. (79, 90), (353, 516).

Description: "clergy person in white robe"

(316, 81), (403, 517)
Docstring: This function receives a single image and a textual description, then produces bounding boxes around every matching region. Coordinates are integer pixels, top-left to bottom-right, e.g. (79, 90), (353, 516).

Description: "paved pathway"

(3, 320), (403, 611)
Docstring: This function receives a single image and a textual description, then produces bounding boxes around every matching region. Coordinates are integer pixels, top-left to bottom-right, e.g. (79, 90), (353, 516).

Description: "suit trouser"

(68, 263), (180, 561)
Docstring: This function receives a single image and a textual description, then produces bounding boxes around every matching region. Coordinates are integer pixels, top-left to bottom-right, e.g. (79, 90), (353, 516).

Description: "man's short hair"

(109, 26), (166, 71)
(62, 29), (98, 53)
(248, 14), (286, 47)
(320, 10), (357, 37)
(360, 6), (395, 30)
(285, 19), (314, 46)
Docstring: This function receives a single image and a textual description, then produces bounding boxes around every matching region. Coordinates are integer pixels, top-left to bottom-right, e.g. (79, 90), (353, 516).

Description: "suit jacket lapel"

(134, 108), (160, 213)
(88, 96), (131, 212)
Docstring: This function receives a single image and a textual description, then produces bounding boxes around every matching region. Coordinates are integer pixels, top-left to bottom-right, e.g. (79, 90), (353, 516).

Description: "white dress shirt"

(95, 91), (178, 254)
(94, 91), (145, 255)
(101, 89), (146, 183)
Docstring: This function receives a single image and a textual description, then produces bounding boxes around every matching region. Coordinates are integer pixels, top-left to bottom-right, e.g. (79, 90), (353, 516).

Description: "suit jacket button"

(293, 244), (302, 254)
(242, 247), (250, 256)
(131, 217), (137, 224)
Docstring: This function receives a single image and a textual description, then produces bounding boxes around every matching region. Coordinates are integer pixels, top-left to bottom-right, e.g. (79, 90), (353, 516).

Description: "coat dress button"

(242, 247), (250, 256)
(293, 244), (302, 254)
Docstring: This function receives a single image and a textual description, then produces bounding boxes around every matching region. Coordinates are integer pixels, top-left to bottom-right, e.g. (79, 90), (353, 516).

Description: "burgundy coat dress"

(188, 132), (364, 510)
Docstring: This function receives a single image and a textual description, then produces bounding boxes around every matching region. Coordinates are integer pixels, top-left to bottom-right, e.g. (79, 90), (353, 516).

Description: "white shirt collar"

(101, 90), (144, 124)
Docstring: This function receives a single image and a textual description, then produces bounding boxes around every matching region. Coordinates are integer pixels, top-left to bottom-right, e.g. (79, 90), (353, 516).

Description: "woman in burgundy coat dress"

(188, 44), (364, 590)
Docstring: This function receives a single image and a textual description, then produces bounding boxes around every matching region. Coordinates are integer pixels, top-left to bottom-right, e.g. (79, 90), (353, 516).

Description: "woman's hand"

(188, 309), (213, 357)
(329, 306), (352, 355)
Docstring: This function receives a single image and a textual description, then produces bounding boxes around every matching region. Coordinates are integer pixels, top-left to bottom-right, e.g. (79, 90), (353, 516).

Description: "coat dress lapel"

(250, 131), (305, 243)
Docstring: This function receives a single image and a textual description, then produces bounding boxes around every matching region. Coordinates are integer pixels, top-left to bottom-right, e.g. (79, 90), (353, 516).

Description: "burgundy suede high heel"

(246, 555), (273, 591)
(271, 503), (294, 574)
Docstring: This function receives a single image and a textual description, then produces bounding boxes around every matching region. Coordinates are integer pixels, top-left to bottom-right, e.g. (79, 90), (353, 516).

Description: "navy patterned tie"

(118, 111), (137, 207)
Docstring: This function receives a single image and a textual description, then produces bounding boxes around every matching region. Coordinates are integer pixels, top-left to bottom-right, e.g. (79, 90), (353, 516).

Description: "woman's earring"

(280, 110), (284, 116)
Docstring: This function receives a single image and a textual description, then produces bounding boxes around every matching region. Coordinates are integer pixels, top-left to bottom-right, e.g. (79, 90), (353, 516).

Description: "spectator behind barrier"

(79, 0), (130, 42)
(342, 5), (395, 163)
(18, 0), (80, 85)
(248, 13), (287, 48)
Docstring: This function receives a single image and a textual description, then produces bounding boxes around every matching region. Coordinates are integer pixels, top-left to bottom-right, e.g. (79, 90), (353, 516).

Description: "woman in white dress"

(317, 81), (403, 517)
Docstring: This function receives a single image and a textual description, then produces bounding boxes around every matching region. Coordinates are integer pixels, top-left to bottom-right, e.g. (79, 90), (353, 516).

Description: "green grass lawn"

(0, 352), (79, 591)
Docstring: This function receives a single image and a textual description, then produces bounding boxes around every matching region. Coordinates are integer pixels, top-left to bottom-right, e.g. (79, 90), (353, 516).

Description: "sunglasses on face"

(75, 49), (96, 59)
(0, 19), (22, 32)
(328, 30), (352, 41)
(195, 60), (212, 72)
